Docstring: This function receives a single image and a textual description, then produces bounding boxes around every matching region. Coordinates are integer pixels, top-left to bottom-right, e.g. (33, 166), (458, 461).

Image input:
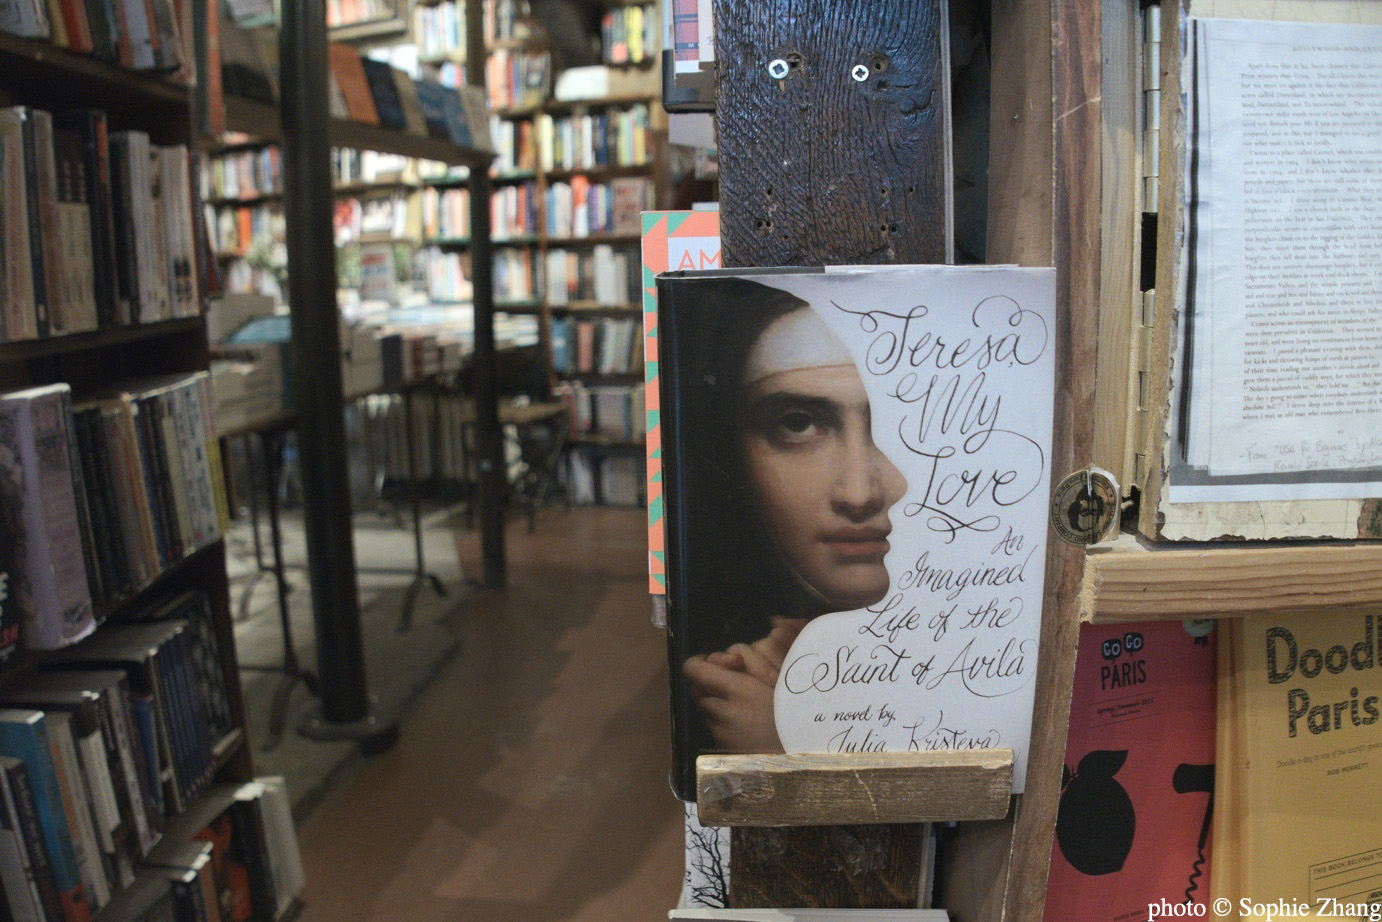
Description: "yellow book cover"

(1232, 612), (1382, 920)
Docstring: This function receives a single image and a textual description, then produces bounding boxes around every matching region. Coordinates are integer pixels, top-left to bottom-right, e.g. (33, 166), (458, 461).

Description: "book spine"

(86, 689), (138, 870)
(194, 376), (229, 536)
(126, 695), (167, 823)
(101, 678), (155, 853)
(100, 407), (151, 589)
(130, 400), (172, 569)
(164, 629), (211, 802)
(153, 393), (192, 554)
(0, 758), (45, 922)
(65, 406), (107, 616)
(116, 400), (161, 578)
(53, 131), (98, 334)
(227, 796), (275, 919)
(44, 717), (108, 913)
(18, 111), (50, 338)
(108, 134), (140, 327)
(73, 408), (124, 607)
(137, 395), (182, 562)
(5, 760), (63, 922)
(147, 645), (191, 811)
(167, 385), (205, 550)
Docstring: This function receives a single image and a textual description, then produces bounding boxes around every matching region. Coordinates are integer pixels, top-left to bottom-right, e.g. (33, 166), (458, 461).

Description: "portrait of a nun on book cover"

(657, 267), (1057, 801)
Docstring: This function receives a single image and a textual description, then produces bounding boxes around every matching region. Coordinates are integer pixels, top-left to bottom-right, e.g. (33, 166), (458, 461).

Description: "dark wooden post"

(711, 0), (949, 907)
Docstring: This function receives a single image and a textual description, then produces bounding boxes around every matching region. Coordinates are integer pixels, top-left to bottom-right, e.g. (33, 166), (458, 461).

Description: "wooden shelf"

(0, 31), (189, 116)
(222, 96), (493, 167)
(569, 434), (644, 449)
(550, 301), (641, 313)
(95, 537), (227, 624)
(495, 299), (543, 312)
(543, 94), (657, 113)
(543, 162), (655, 181)
(546, 233), (642, 247)
(424, 234), (541, 248)
(0, 316), (206, 365)
(206, 179), (418, 208)
(1081, 535), (1382, 624)
(696, 750), (1014, 827)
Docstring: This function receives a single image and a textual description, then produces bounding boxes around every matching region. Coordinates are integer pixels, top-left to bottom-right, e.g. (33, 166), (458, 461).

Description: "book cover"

(359, 58), (406, 131)
(1043, 621), (1218, 921)
(44, 712), (110, 912)
(1213, 612), (1382, 918)
(391, 70), (428, 137)
(658, 266), (1056, 801)
(0, 108), (38, 341)
(0, 753), (46, 921)
(640, 210), (719, 595)
(0, 709), (91, 922)
(0, 0), (50, 37)
(0, 385), (96, 651)
(2, 755), (64, 922)
(327, 43), (379, 125)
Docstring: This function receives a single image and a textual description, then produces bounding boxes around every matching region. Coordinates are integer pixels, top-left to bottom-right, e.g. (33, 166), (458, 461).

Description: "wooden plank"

(1091, 0), (1144, 490)
(730, 826), (923, 908)
(710, 0), (949, 907)
(222, 95), (492, 167)
(1082, 540), (1382, 623)
(697, 751), (1014, 827)
(713, 0), (950, 269)
(997, 0), (1100, 919)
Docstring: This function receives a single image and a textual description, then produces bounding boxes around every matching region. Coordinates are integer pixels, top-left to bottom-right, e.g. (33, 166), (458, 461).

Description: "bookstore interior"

(0, 0), (1380, 920)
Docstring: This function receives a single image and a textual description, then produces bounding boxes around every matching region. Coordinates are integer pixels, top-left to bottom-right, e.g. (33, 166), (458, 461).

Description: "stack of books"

(545, 245), (638, 306)
(600, 4), (658, 65)
(537, 104), (652, 171)
(550, 316), (640, 375)
(0, 0), (191, 73)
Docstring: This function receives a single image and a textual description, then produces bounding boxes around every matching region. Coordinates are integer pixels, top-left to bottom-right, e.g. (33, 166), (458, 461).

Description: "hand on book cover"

(684, 619), (806, 753)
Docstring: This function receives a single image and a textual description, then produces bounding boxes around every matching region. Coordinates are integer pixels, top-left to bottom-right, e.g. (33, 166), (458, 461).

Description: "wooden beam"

(697, 751), (1014, 827)
(1083, 540), (1382, 623)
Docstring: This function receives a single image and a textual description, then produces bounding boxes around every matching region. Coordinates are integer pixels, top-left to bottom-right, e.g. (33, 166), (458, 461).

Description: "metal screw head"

(851, 63), (870, 82)
(768, 58), (790, 80)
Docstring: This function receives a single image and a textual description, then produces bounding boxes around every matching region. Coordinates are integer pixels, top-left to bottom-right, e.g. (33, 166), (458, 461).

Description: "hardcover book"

(327, 43), (379, 125)
(1043, 620), (1218, 922)
(657, 266), (1056, 801)
(1212, 611), (1382, 919)
(640, 210), (720, 595)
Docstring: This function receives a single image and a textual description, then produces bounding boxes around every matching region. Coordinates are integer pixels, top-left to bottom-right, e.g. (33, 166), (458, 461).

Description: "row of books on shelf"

(206, 203), (282, 260)
(2, 109), (206, 339)
(484, 0), (528, 43)
(331, 148), (412, 188)
(414, 0), (467, 62)
(421, 249), (473, 303)
(222, 17), (492, 151)
(0, 0), (190, 73)
(564, 450), (643, 506)
(199, 148), (280, 204)
(545, 245), (638, 307)
(600, 4), (657, 66)
(0, 586), (245, 919)
(0, 377), (227, 655)
(489, 116), (535, 175)
(550, 315), (640, 376)
(421, 186), (471, 241)
(333, 192), (417, 246)
(495, 248), (536, 303)
(364, 391), (476, 486)
(544, 176), (651, 240)
(485, 48), (551, 112)
(554, 382), (645, 444)
(326, 0), (396, 28)
(537, 105), (653, 172)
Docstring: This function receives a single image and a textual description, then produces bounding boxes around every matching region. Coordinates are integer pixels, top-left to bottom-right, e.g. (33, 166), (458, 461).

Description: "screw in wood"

(851, 63), (870, 82)
(768, 58), (790, 80)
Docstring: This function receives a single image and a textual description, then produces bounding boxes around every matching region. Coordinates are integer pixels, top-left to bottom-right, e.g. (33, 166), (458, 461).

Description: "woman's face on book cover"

(740, 309), (907, 611)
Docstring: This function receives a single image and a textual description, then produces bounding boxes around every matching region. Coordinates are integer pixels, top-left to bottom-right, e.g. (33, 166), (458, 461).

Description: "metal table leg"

(239, 428), (320, 751)
(396, 388), (445, 633)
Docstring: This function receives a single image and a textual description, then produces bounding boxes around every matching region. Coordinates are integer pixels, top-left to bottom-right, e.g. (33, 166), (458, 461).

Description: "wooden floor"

(297, 507), (684, 921)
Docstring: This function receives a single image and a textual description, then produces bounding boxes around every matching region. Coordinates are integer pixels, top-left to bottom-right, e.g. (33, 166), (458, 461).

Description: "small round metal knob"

(768, 58), (790, 80)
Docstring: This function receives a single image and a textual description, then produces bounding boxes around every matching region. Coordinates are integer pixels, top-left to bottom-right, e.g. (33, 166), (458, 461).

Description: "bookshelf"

(0, 26), (271, 921)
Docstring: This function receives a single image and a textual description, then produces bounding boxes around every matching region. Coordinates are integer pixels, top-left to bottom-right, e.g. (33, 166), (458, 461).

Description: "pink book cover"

(1043, 620), (1217, 922)
(641, 211), (719, 595)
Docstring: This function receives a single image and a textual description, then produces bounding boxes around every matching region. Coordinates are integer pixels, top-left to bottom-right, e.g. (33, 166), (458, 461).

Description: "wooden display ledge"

(220, 96), (493, 167)
(696, 750), (1013, 827)
(1082, 534), (1382, 624)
